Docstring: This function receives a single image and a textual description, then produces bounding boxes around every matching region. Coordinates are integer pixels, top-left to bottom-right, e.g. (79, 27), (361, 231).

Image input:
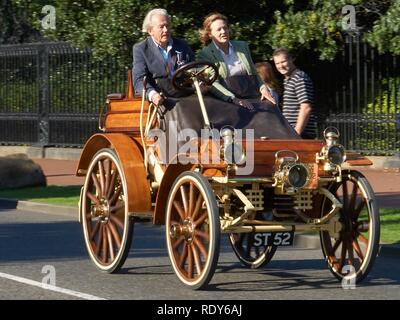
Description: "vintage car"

(76, 61), (380, 289)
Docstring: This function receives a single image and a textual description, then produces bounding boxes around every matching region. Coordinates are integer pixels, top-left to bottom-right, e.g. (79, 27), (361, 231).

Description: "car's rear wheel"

(229, 213), (277, 269)
(82, 148), (133, 273)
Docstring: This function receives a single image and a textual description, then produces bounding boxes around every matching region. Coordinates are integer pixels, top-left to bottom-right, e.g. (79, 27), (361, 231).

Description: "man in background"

(273, 48), (317, 139)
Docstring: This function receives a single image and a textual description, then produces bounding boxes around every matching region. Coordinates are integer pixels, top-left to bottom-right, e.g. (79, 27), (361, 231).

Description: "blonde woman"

(198, 13), (275, 110)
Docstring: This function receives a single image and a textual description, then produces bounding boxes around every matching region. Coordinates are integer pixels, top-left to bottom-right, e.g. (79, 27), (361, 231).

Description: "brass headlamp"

(273, 150), (310, 194)
(317, 127), (346, 171)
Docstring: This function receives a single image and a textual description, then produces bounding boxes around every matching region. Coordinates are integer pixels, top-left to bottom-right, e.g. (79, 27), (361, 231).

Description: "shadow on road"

(0, 221), (86, 262)
(208, 254), (400, 292)
(0, 206), (398, 294)
(376, 192), (400, 208)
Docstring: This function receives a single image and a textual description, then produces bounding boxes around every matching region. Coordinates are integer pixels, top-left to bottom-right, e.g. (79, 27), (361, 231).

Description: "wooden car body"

(77, 67), (379, 289)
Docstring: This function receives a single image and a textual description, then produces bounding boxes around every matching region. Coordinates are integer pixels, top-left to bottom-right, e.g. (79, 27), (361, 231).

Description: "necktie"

(167, 51), (173, 77)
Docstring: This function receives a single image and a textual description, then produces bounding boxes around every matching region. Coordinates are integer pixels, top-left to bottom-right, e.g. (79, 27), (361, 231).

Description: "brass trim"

(293, 189), (313, 210)
(98, 101), (107, 132)
(245, 183), (264, 211)
(223, 223), (333, 234)
(78, 186), (84, 224)
(316, 187), (343, 224)
(212, 176), (274, 184)
(77, 169), (87, 175)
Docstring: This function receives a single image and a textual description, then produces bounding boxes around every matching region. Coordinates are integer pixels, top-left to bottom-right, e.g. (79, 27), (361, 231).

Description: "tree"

(364, 0), (400, 55)
(9, 0), (400, 64)
(266, 0), (397, 60)
(0, 0), (44, 44)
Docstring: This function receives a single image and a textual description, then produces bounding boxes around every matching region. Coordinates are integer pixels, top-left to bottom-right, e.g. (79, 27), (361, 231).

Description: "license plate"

(253, 232), (294, 247)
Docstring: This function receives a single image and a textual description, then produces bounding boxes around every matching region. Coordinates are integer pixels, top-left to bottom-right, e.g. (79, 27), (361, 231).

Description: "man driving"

(132, 8), (194, 106)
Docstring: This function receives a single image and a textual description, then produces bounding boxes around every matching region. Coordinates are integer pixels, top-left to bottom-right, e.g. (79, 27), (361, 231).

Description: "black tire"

(165, 171), (220, 289)
(82, 148), (133, 273)
(229, 212), (277, 269)
(320, 170), (380, 283)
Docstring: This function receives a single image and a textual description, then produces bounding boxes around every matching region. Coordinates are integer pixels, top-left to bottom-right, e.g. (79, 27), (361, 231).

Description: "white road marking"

(0, 272), (106, 300)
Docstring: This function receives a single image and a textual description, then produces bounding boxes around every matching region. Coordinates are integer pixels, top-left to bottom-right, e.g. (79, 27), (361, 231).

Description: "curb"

(0, 198), (77, 218)
(17, 200), (78, 217)
(0, 198), (398, 257)
(379, 244), (400, 258)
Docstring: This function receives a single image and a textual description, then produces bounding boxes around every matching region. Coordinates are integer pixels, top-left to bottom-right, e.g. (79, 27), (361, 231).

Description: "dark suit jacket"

(132, 37), (194, 98)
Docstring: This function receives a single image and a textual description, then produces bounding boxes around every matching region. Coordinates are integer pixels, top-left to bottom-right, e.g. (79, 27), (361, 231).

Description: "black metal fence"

(0, 42), (127, 147)
(307, 35), (399, 155)
(0, 40), (399, 154)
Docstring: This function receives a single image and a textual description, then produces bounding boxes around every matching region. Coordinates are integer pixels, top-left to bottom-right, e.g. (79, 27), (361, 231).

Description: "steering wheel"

(172, 60), (219, 91)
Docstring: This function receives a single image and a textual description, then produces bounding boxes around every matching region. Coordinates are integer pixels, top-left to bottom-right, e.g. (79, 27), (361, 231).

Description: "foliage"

(0, 0), (44, 44)
(364, 0), (400, 55)
(353, 76), (400, 153)
(47, 57), (127, 113)
(0, 81), (38, 113)
(0, 53), (126, 114)
(266, 1), (357, 61)
(7, 0), (399, 64)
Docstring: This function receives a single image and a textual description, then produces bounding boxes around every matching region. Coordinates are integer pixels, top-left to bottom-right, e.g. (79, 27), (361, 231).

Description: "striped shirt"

(282, 69), (317, 137)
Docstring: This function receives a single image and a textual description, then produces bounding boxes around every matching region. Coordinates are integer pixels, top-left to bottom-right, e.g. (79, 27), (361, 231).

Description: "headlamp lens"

(327, 145), (345, 165)
(287, 164), (309, 188)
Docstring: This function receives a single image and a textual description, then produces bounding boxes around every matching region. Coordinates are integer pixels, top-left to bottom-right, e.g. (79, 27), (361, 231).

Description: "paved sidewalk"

(32, 159), (400, 208)
(32, 158), (84, 186)
(355, 168), (400, 208)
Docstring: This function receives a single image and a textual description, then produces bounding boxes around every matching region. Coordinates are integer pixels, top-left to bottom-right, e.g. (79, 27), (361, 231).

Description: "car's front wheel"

(320, 170), (380, 283)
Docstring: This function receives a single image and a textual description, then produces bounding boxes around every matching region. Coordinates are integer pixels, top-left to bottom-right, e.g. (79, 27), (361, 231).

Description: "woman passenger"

(255, 61), (281, 107)
(197, 13), (275, 111)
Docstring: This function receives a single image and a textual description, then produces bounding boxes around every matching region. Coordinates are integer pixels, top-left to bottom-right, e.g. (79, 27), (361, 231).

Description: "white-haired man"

(132, 8), (194, 106)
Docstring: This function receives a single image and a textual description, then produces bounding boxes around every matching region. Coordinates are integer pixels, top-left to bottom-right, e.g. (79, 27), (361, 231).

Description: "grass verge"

(380, 208), (400, 244)
(0, 186), (80, 207)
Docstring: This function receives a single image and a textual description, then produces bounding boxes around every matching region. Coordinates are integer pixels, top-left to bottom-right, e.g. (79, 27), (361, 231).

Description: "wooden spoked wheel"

(229, 213), (277, 269)
(320, 170), (380, 283)
(82, 148), (133, 273)
(166, 171), (220, 289)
